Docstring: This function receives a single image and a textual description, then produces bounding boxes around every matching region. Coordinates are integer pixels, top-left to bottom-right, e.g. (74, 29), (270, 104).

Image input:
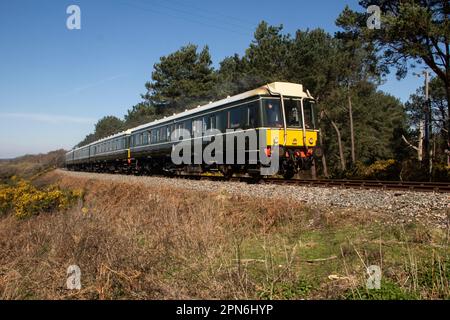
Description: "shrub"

(0, 178), (82, 219)
(362, 159), (400, 180)
(431, 164), (450, 182)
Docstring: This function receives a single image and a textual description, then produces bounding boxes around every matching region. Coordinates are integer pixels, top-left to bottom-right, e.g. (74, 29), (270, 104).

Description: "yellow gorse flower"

(0, 178), (82, 219)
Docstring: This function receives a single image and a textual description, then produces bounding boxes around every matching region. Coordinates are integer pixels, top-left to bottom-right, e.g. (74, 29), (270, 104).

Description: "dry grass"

(0, 170), (448, 300)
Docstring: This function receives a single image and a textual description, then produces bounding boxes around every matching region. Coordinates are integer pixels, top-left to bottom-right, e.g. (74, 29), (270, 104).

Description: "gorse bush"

(431, 164), (450, 182)
(338, 160), (401, 180)
(362, 159), (400, 180)
(0, 177), (82, 219)
(337, 160), (449, 182)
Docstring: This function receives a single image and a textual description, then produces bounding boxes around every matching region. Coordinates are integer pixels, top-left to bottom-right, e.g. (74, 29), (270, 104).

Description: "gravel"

(57, 170), (450, 228)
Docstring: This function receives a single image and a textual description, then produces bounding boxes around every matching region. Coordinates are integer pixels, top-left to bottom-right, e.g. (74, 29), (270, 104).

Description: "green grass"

(235, 221), (449, 299)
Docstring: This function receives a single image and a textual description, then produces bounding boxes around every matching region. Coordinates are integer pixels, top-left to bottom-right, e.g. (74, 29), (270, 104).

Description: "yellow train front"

(255, 82), (319, 179)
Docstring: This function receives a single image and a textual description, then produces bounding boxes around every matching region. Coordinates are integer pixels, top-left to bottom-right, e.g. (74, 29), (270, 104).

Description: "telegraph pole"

(422, 70), (432, 180)
(413, 70), (432, 180)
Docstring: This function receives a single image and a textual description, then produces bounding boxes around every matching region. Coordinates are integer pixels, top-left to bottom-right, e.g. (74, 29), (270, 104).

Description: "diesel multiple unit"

(66, 82), (320, 179)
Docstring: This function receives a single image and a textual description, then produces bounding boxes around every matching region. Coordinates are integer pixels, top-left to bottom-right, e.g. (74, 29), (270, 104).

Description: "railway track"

(178, 174), (450, 193)
(263, 178), (450, 193)
(65, 169), (450, 193)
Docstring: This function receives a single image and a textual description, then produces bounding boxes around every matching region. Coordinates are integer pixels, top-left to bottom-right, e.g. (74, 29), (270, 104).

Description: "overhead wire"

(116, 0), (253, 37)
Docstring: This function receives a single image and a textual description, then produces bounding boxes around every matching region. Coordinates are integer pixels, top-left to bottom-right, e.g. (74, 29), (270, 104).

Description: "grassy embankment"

(0, 166), (448, 300)
(0, 150), (66, 183)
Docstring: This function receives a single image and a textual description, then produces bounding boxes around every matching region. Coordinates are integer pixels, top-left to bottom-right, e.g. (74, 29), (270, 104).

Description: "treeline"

(77, 1), (449, 179)
(0, 149), (66, 181)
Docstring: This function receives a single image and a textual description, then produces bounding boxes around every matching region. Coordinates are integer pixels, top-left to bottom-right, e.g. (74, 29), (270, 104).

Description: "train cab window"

(284, 98), (316, 129)
(303, 99), (316, 129)
(284, 99), (301, 128)
(262, 99), (283, 128)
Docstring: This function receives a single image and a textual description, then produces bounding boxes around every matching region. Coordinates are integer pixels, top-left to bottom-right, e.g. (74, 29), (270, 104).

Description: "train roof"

(71, 129), (133, 151)
(131, 82), (313, 132)
(68, 82), (313, 154)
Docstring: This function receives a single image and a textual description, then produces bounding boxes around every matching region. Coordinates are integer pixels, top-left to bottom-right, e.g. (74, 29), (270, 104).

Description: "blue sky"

(0, 0), (427, 158)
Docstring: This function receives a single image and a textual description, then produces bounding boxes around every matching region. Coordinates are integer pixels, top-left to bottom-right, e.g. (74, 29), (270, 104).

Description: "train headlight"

(273, 137), (279, 145)
(308, 137), (314, 145)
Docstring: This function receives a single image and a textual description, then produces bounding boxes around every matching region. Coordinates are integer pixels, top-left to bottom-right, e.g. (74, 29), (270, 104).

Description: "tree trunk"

(310, 158), (317, 180)
(318, 113), (329, 178)
(330, 120), (346, 171)
(445, 82), (450, 166)
(319, 130), (329, 178)
(418, 120), (424, 162)
(348, 88), (356, 164)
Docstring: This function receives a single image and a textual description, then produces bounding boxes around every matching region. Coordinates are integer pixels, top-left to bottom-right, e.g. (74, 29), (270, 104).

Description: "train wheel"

(283, 169), (294, 180)
(220, 165), (234, 180)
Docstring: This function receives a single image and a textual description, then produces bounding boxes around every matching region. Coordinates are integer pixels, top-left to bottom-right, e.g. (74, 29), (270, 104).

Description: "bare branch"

(401, 135), (419, 151)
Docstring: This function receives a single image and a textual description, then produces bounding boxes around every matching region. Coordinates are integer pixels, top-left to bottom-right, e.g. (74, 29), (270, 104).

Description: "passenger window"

(247, 102), (258, 128)
(202, 117), (208, 133)
(228, 107), (244, 129)
(175, 123), (184, 139)
(150, 130), (156, 144)
(160, 127), (166, 142)
(210, 115), (216, 130)
(184, 120), (192, 136)
(216, 112), (226, 132)
(192, 118), (202, 136)
(166, 126), (171, 141)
